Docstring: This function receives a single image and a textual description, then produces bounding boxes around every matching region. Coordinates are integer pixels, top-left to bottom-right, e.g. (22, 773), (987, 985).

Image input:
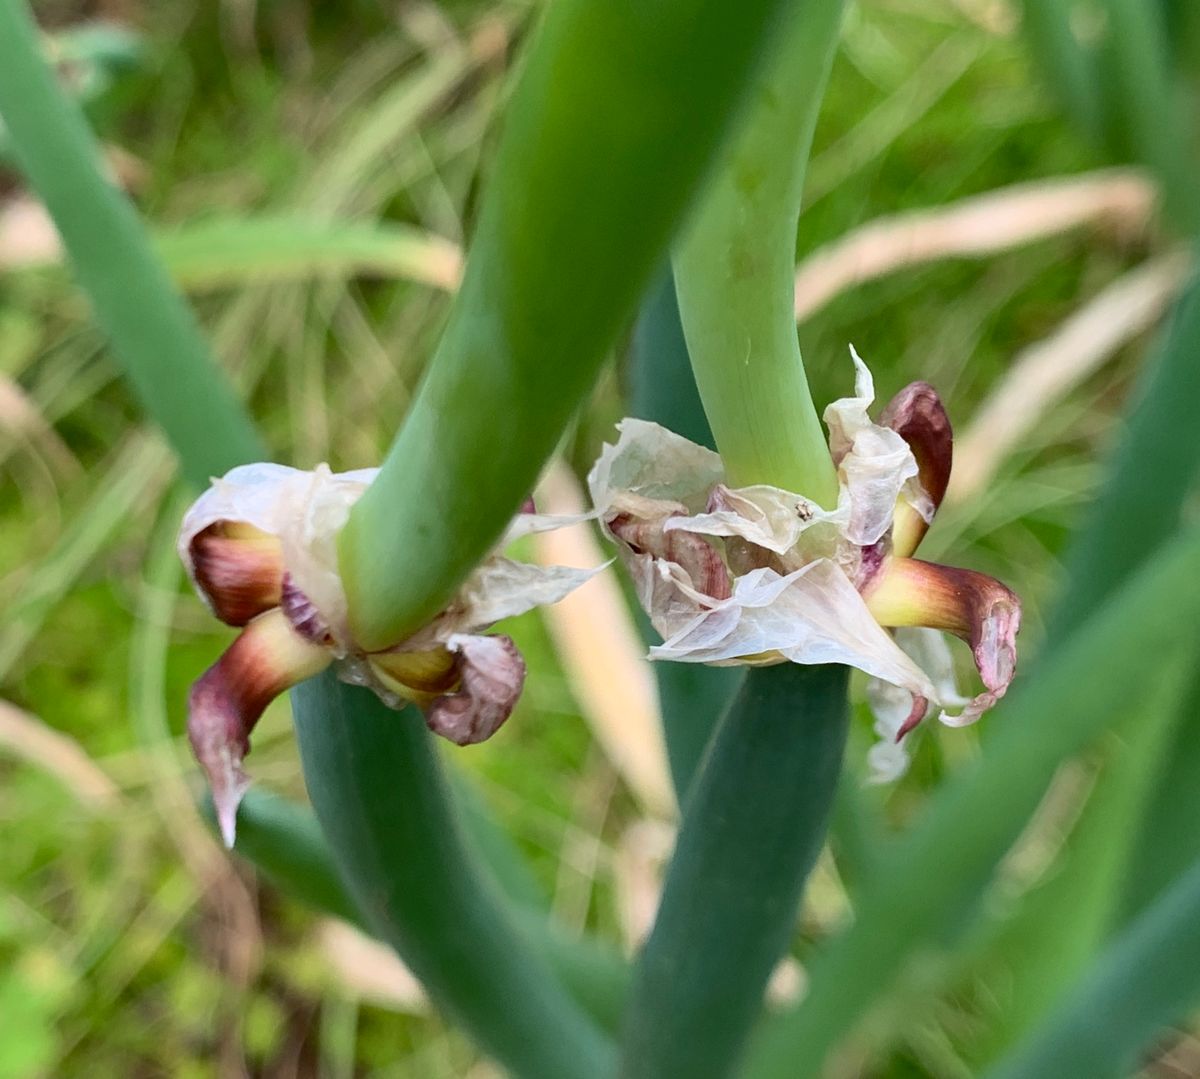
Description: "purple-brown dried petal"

(188, 609), (331, 846)
(280, 573), (333, 645)
(880, 381), (953, 557)
(608, 512), (733, 601)
(896, 693), (929, 741)
(190, 522), (284, 626)
(862, 555), (1021, 717)
(424, 634), (526, 746)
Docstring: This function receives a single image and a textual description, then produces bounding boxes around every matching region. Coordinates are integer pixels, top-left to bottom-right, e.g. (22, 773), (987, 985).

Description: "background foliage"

(1, 0), (1197, 1075)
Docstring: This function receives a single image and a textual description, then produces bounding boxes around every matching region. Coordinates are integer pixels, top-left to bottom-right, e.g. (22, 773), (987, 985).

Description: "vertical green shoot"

(339, 0), (803, 651)
(0, 0), (264, 488)
(674, 0), (846, 502)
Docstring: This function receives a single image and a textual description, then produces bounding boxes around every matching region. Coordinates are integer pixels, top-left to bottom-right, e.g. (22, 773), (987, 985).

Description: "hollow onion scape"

(178, 463), (597, 846)
(590, 347), (1021, 779)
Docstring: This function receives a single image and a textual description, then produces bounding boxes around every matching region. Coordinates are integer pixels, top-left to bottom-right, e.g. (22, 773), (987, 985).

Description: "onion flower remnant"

(589, 348), (1021, 780)
(179, 463), (597, 847)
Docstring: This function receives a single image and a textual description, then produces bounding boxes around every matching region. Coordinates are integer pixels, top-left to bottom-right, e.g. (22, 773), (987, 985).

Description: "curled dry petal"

(181, 462), (599, 831)
(609, 513), (733, 601)
(665, 484), (843, 567)
(424, 634), (526, 745)
(651, 561), (938, 708)
(279, 573), (333, 645)
(603, 508), (735, 646)
(861, 555), (1022, 724)
(879, 381), (953, 557)
(188, 609), (331, 847)
(865, 628), (970, 782)
(189, 522), (284, 625)
(822, 347), (924, 547)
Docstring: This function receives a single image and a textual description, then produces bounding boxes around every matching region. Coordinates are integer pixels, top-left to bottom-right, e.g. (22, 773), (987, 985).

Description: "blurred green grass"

(0, 0), (1182, 1074)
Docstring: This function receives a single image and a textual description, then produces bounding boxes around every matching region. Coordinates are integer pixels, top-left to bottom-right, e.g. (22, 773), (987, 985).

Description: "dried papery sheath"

(180, 464), (599, 844)
(865, 628), (969, 783)
(589, 348), (1021, 779)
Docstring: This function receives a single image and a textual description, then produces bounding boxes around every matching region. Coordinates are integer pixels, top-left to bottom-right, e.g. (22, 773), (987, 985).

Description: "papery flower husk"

(182, 464), (601, 845)
(588, 348), (1020, 760)
(865, 627), (969, 783)
(425, 634), (527, 745)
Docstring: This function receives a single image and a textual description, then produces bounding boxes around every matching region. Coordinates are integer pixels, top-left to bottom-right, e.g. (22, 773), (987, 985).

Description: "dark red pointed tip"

(880, 381), (953, 510)
(896, 693), (928, 741)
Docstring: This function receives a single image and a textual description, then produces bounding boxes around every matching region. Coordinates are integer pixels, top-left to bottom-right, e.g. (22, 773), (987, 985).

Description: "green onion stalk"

(620, 3), (850, 1078)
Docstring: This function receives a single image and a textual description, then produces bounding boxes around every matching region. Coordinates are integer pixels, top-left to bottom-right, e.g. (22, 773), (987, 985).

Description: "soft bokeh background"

(1, 0), (1191, 1075)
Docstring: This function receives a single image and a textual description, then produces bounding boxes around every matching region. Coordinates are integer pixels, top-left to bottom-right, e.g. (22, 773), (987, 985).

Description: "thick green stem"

(983, 856), (1200, 1079)
(620, 662), (849, 1079)
(339, 0), (802, 651)
(744, 524), (1200, 1079)
(212, 786), (632, 1033)
(674, 0), (846, 502)
(0, 0), (264, 488)
(1096, 0), (1198, 236)
(1016, 0), (1104, 144)
(291, 672), (615, 1078)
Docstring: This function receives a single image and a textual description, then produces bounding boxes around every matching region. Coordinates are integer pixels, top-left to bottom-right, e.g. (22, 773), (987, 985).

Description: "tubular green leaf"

(1016, 0), (1105, 143)
(745, 522), (1200, 1079)
(1120, 665), (1200, 920)
(340, 0), (802, 651)
(1053, 260), (1200, 635)
(207, 787), (364, 927)
(968, 667), (1188, 1061)
(628, 271), (745, 799)
(620, 663), (850, 1079)
(1095, 0), (1198, 235)
(0, 0), (265, 488)
(983, 857), (1200, 1079)
(209, 785), (632, 1032)
(673, 0), (846, 501)
(291, 672), (615, 1078)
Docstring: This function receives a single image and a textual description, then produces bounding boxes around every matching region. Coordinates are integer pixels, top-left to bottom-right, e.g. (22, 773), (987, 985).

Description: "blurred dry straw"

(0, 698), (119, 809)
(792, 169), (1155, 322)
(952, 248), (1192, 502)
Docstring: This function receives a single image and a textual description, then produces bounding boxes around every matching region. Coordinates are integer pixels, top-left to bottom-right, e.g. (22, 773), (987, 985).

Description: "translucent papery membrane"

(589, 354), (930, 567)
(586, 350), (1009, 746)
(181, 463), (602, 658)
(181, 463), (605, 844)
(866, 627), (971, 783)
(179, 463), (377, 651)
(651, 562), (939, 702)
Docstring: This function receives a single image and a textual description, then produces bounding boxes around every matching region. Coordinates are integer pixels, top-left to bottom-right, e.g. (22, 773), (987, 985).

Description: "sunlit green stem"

(984, 856), (1200, 1079)
(674, 0), (845, 502)
(1096, 0), (1198, 236)
(621, 663), (849, 1078)
(1016, 0), (1104, 143)
(292, 674), (616, 1078)
(339, 0), (800, 651)
(0, 0), (264, 488)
